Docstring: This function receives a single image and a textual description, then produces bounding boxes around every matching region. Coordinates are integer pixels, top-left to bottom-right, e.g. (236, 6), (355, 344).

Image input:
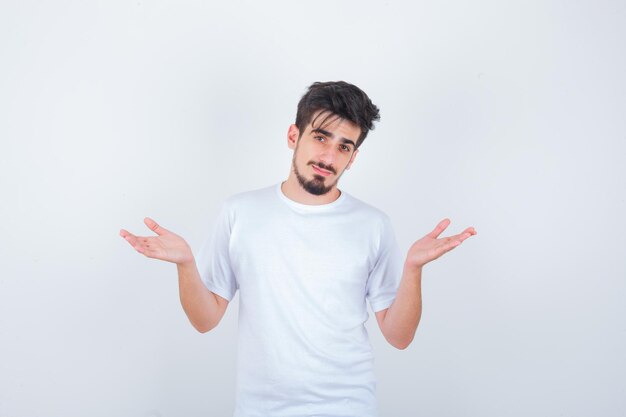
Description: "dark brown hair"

(295, 81), (380, 148)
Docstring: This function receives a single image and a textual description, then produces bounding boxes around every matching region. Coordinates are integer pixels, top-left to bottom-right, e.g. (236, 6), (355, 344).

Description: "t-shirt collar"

(276, 182), (346, 212)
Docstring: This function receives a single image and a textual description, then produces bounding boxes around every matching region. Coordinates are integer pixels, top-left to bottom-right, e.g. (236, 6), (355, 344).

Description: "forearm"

(382, 263), (423, 349)
(177, 260), (220, 332)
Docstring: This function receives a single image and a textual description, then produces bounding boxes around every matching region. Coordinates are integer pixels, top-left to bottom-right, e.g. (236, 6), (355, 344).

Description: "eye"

(340, 144), (351, 152)
(314, 136), (325, 142)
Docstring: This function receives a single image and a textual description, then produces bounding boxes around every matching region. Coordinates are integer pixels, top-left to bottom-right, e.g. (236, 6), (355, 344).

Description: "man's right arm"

(120, 217), (229, 333)
(177, 260), (229, 333)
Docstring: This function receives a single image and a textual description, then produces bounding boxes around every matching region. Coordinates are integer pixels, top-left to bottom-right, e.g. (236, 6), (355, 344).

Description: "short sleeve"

(366, 215), (403, 312)
(195, 201), (238, 301)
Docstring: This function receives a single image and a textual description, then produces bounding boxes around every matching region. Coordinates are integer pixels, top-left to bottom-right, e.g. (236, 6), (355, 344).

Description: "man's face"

(287, 111), (360, 196)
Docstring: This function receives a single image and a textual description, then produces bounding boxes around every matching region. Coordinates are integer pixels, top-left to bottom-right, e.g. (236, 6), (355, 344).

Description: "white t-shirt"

(196, 183), (403, 417)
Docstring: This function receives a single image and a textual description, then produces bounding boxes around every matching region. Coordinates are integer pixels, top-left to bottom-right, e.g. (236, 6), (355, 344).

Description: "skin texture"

(119, 109), (477, 346)
(280, 110), (359, 205)
(375, 218), (476, 349)
(119, 218), (228, 332)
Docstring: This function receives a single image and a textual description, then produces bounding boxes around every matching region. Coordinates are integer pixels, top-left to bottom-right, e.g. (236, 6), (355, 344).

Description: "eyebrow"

(311, 128), (357, 148)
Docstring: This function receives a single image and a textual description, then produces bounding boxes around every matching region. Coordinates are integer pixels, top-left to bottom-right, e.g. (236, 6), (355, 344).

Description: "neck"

(281, 174), (341, 205)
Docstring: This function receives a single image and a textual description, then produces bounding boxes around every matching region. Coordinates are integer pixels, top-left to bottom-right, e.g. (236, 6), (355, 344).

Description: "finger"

(428, 218), (451, 239)
(120, 230), (150, 253)
(136, 237), (160, 256)
(444, 234), (463, 248)
(458, 227), (477, 241)
(144, 217), (168, 236)
(455, 231), (474, 243)
(138, 245), (156, 258)
(438, 238), (462, 256)
(464, 226), (477, 235)
(438, 226), (477, 244)
(440, 233), (469, 247)
(428, 238), (461, 261)
(120, 229), (139, 245)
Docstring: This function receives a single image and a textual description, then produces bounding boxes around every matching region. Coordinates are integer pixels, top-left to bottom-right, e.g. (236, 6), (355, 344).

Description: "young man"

(120, 81), (476, 417)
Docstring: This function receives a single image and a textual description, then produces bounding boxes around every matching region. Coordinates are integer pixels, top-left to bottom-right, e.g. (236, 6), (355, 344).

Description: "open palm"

(119, 217), (193, 265)
(406, 218), (477, 269)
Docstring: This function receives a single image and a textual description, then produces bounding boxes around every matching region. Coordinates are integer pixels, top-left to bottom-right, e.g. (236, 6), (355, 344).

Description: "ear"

(345, 148), (359, 170)
(287, 124), (300, 150)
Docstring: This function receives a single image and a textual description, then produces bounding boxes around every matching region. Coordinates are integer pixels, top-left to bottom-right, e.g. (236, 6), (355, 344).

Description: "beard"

(292, 159), (340, 196)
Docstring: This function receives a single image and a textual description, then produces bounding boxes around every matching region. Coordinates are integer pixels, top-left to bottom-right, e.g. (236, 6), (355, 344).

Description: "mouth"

(311, 164), (332, 177)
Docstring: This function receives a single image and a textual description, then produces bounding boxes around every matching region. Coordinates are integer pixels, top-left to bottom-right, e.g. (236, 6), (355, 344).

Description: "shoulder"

(341, 191), (392, 227)
(219, 183), (277, 213)
(341, 193), (397, 254)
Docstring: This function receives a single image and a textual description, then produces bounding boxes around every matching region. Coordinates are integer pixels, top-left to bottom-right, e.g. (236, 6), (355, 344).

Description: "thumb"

(144, 217), (168, 236)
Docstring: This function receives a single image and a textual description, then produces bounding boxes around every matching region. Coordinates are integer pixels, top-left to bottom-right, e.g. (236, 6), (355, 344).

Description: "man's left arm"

(376, 218), (476, 350)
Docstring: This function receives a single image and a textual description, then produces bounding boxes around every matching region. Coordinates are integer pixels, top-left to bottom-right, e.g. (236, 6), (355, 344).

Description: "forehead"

(306, 110), (360, 138)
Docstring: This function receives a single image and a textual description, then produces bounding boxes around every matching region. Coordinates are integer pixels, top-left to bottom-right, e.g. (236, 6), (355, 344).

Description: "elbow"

(193, 320), (217, 334)
(196, 326), (211, 334)
(392, 339), (412, 350)
(388, 334), (415, 350)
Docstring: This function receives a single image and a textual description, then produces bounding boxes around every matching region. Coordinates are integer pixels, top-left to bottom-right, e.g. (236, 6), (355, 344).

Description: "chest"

(229, 212), (378, 299)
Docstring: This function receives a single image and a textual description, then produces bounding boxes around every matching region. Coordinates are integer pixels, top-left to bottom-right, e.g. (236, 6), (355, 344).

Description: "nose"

(318, 145), (339, 168)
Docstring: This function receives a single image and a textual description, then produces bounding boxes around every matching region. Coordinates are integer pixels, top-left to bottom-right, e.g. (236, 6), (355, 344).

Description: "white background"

(1, 1), (624, 416)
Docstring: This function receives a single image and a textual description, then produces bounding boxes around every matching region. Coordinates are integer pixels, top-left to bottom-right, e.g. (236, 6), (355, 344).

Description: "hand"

(405, 218), (476, 270)
(119, 217), (194, 265)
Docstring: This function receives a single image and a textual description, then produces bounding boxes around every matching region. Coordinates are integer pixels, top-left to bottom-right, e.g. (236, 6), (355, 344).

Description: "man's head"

(287, 81), (380, 196)
(294, 81), (380, 149)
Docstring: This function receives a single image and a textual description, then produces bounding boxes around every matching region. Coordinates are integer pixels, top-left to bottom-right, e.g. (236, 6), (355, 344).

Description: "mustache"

(308, 161), (336, 174)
